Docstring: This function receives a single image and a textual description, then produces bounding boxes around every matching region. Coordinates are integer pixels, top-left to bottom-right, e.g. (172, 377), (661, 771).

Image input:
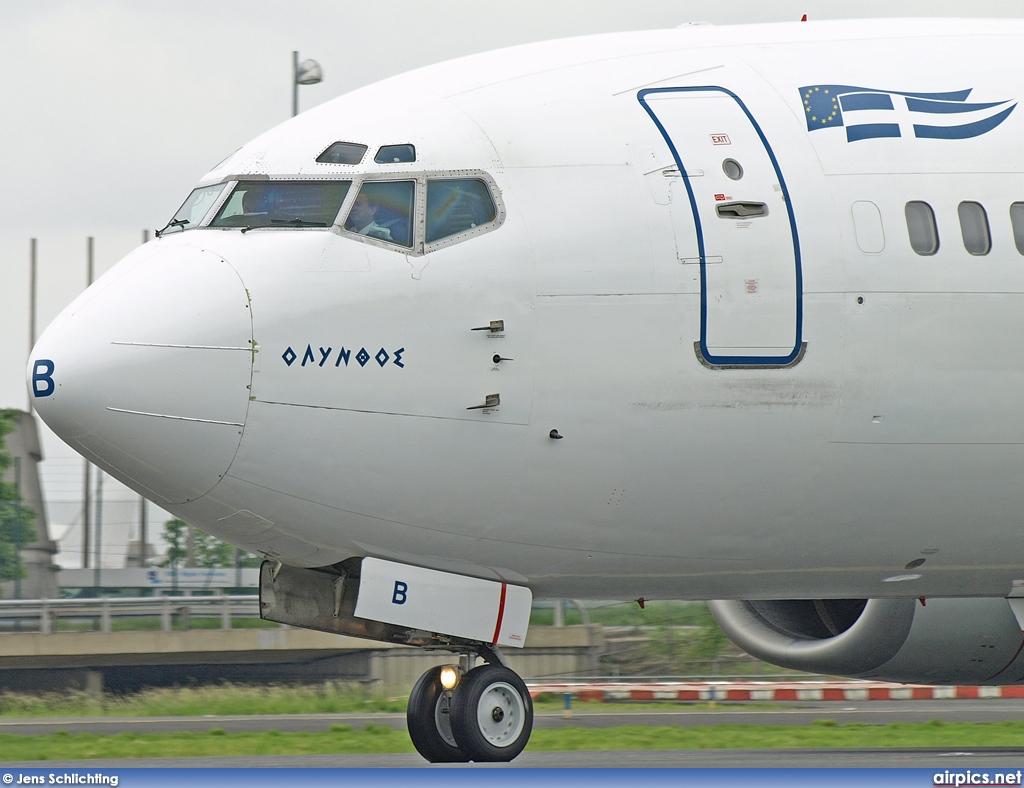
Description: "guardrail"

(0, 595), (264, 634)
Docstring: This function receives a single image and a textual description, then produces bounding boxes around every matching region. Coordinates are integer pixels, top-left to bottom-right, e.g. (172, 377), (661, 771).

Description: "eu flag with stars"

(801, 86), (844, 130)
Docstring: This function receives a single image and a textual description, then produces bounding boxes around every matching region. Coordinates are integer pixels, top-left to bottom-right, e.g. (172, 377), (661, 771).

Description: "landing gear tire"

(450, 664), (533, 762)
(407, 666), (469, 763)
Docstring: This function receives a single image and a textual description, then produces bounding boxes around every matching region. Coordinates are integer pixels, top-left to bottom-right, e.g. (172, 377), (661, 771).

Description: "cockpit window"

(343, 180), (415, 247)
(160, 184), (227, 235)
(375, 144), (416, 164)
(210, 181), (351, 229)
(425, 179), (497, 243)
(316, 142), (368, 165)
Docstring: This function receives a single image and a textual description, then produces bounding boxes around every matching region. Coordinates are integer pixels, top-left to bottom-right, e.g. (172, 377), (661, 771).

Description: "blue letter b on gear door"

(392, 581), (408, 605)
(32, 359), (55, 397)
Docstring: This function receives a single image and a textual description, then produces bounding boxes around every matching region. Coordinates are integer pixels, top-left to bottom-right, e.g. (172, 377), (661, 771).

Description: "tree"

(0, 411), (38, 590)
(159, 518), (189, 570)
(159, 517), (262, 569)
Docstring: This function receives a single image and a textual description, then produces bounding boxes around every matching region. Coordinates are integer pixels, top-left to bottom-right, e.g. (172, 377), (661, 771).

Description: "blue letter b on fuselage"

(32, 359), (55, 398)
(392, 581), (408, 605)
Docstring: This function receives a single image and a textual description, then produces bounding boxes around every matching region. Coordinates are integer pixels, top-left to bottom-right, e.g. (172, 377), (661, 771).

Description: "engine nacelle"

(708, 597), (1024, 684)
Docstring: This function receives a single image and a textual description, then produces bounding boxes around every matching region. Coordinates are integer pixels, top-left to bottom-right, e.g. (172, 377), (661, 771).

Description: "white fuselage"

(30, 18), (1024, 601)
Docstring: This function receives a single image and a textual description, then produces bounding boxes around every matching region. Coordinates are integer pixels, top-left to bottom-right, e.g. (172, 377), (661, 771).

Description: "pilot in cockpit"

(345, 194), (393, 241)
(241, 188), (274, 224)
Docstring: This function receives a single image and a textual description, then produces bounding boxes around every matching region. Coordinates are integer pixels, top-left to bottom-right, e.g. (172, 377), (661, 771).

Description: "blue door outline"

(638, 86), (805, 369)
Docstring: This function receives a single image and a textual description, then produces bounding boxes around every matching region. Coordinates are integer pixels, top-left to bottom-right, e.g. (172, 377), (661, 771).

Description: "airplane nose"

(29, 244), (253, 506)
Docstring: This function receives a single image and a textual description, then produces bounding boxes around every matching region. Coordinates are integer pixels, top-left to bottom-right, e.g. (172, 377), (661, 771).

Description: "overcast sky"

(7, 0), (1024, 403)
(3, 0), (1024, 562)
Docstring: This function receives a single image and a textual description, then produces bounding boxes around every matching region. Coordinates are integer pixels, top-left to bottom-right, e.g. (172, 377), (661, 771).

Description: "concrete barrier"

(0, 624), (603, 694)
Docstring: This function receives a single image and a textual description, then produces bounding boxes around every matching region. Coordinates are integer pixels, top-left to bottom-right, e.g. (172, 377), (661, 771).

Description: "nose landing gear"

(407, 659), (534, 762)
(406, 665), (468, 762)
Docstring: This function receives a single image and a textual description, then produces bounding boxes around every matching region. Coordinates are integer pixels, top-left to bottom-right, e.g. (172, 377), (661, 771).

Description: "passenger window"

(344, 180), (415, 247)
(211, 181), (351, 228)
(722, 159), (743, 180)
(316, 142), (368, 165)
(958, 202), (991, 256)
(375, 144), (416, 164)
(905, 201), (939, 256)
(425, 179), (497, 244)
(1011, 203), (1024, 255)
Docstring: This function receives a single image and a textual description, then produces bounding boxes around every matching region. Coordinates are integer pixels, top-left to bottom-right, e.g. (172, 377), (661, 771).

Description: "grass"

(0, 684), (784, 719)
(3, 720), (1024, 760)
(0, 684), (408, 718)
(0, 680), (1016, 760)
(0, 682), (1013, 761)
(539, 719), (1024, 750)
(0, 727), (415, 760)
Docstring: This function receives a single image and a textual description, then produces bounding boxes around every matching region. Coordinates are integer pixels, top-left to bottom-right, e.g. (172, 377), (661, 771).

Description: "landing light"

(440, 666), (460, 689)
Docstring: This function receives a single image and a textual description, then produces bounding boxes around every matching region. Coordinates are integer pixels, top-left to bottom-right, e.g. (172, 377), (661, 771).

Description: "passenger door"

(639, 87), (804, 368)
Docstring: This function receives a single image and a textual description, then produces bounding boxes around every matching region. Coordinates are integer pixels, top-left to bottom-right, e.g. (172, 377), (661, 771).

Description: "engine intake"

(708, 598), (914, 676)
(708, 597), (1024, 684)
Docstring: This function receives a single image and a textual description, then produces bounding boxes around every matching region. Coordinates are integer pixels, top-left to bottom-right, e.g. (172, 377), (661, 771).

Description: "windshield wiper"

(239, 218), (327, 233)
(155, 218), (189, 238)
(270, 217), (328, 227)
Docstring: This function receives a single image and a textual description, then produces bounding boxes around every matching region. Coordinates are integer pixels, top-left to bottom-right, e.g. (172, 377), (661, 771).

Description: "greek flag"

(799, 85), (1016, 142)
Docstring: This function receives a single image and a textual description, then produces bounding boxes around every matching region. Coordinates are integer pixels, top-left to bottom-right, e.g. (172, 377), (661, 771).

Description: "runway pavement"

(4, 749), (1024, 768)
(2, 699), (1024, 736)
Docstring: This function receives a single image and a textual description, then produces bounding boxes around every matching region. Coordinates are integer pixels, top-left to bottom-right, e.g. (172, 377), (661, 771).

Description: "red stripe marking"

(491, 582), (508, 644)
(525, 682), (1024, 704)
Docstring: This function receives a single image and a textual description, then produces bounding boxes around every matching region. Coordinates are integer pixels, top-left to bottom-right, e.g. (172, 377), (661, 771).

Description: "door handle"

(467, 394), (500, 410)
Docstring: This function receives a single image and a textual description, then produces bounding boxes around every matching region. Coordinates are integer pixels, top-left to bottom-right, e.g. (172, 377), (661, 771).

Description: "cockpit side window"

(425, 179), (497, 244)
(375, 144), (416, 164)
(210, 181), (351, 229)
(316, 142), (368, 165)
(343, 180), (415, 248)
(160, 184), (227, 235)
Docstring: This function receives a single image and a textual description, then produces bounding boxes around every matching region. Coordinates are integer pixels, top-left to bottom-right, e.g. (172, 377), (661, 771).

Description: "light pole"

(13, 457), (22, 602)
(292, 51), (322, 117)
(93, 469), (103, 592)
(83, 237), (94, 571)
